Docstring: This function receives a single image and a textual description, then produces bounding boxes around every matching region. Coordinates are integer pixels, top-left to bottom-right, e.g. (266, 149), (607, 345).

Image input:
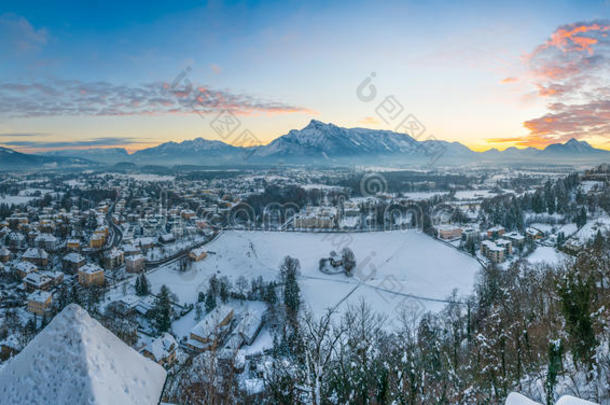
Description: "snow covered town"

(0, 164), (608, 404)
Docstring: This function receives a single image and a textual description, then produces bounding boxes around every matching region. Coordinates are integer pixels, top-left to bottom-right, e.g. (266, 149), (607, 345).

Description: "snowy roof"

(143, 332), (177, 362)
(555, 396), (598, 405)
(79, 263), (103, 275)
(191, 305), (234, 340)
(23, 248), (48, 260)
(63, 252), (85, 263)
(14, 261), (37, 273)
(28, 290), (51, 303)
(505, 392), (541, 405)
(0, 304), (166, 405)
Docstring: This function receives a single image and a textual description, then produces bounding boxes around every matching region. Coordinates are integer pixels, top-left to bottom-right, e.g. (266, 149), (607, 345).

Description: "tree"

(280, 256), (301, 325)
(205, 292), (217, 312)
(546, 340), (562, 405)
(195, 303), (203, 321)
(341, 247), (356, 276)
(152, 285), (172, 333)
(558, 270), (597, 368)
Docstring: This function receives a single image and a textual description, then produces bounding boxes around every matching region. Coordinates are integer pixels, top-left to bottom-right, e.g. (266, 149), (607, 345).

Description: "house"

(186, 305), (234, 352)
(189, 247), (207, 262)
(495, 238), (513, 256)
(487, 225), (506, 239)
(89, 234), (105, 249)
(7, 232), (26, 249)
(14, 261), (37, 279)
(293, 206), (337, 229)
(126, 254), (145, 273)
(62, 253), (86, 274)
(140, 333), (178, 368)
(23, 272), (53, 292)
(0, 335), (22, 361)
(23, 248), (49, 267)
(505, 232), (525, 249)
(236, 310), (264, 346)
(159, 233), (176, 244)
(103, 248), (124, 269)
(66, 239), (81, 251)
(0, 247), (11, 263)
(436, 224), (463, 240)
(27, 290), (52, 315)
(35, 234), (58, 251)
(78, 263), (105, 287)
(123, 244), (141, 256)
(481, 240), (505, 263)
(526, 227), (544, 241)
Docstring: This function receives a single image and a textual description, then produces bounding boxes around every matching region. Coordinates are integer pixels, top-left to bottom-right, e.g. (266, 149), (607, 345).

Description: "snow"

(527, 246), (570, 266)
(148, 230), (481, 323)
(505, 392), (542, 405)
(555, 396), (598, 405)
(0, 196), (36, 206)
(0, 304), (166, 405)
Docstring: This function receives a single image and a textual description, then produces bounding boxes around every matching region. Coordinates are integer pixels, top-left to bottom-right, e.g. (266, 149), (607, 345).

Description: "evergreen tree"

(545, 340), (562, 405)
(205, 292), (217, 312)
(152, 285), (172, 333)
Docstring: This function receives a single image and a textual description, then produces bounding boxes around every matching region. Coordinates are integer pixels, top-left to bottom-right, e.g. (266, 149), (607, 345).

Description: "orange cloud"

(500, 77), (518, 84)
(358, 116), (380, 126)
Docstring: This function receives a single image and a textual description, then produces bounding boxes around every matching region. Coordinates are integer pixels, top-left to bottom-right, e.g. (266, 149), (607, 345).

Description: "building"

(27, 290), (52, 315)
(103, 248), (124, 269)
(126, 254), (145, 273)
(78, 264), (105, 287)
(23, 272), (53, 292)
(189, 247), (207, 262)
(89, 234), (105, 249)
(186, 305), (234, 352)
(487, 225), (506, 239)
(293, 207), (337, 229)
(481, 240), (505, 263)
(66, 239), (81, 251)
(14, 261), (37, 279)
(495, 238), (513, 256)
(436, 224), (463, 240)
(140, 333), (178, 368)
(526, 227), (544, 241)
(22, 248), (49, 267)
(62, 253), (86, 274)
(0, 247), (11, 263)
(505, 232), (525, 249)
(35, 234), (58, 251)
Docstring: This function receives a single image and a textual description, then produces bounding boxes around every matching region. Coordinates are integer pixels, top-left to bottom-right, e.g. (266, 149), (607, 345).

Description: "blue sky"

(1, 0), (609, 152)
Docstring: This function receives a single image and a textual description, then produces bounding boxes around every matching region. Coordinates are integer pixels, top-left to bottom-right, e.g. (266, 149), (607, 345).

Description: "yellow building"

(28, 291), (52, 315)
(90, 235), (105, 249)
(78, 264), (105, 287)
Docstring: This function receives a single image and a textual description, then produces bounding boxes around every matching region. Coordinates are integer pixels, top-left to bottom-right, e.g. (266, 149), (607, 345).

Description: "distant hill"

(0, 146), (92, 169)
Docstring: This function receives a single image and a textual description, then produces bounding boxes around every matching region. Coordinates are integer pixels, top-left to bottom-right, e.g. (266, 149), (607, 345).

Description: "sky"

(0, 0), (609, 153)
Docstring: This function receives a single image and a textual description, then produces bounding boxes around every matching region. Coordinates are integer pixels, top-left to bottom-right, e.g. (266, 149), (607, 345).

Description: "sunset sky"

(1, 0), (609, 153)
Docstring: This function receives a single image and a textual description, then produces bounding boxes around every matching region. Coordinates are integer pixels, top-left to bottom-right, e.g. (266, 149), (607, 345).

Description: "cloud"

(0, 137), (145, 149)
(500, 77), (518, 84)
(358, 116), (380, 126)
(0, 13), (48, 52)
(518, 20), (610, 147)
(0, 79), (314, 118)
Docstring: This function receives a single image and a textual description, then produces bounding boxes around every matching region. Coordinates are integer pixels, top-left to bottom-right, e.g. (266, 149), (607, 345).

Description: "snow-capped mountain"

(253, 119), (427, 159)
(132, 137), (242, 164)
(4, 122), (610, 168)
(541, 138), (601, 155)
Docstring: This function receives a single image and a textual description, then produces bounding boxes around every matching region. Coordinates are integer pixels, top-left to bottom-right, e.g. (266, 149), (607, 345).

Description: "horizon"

(7, 119), (605, 156)
(1, 1), (609, 155)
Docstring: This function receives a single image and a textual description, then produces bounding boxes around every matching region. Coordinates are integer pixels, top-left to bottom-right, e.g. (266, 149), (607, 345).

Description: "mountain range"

(2, 120), (609, 169)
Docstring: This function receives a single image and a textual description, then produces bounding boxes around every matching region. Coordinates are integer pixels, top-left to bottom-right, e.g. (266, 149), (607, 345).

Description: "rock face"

(0, 304), (167, 405)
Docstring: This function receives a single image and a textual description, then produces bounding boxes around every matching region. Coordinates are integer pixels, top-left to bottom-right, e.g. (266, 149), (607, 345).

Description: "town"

(0, 164), (609, 402)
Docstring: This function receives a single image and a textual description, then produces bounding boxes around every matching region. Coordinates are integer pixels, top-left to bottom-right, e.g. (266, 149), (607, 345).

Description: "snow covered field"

(148, 230), (482, 324)
(527, 246), (571, 267)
